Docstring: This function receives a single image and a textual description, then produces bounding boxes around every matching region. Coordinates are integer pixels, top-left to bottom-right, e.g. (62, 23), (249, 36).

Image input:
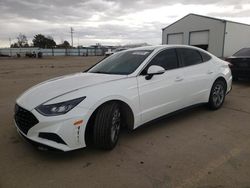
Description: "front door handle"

(175, 76), (184, 82)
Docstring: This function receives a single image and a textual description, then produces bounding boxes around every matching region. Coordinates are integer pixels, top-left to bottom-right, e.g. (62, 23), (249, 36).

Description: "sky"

(1, 0), (250, 47)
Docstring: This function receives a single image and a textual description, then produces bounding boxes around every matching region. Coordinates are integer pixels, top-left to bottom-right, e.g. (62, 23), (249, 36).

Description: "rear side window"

(144, 49), (178, 72)
(178, 48), (203, 67)
(200, 51), (212, 62)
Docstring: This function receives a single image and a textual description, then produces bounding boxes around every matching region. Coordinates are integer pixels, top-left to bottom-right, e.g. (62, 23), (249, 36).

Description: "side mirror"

(145, 65), (165, 80)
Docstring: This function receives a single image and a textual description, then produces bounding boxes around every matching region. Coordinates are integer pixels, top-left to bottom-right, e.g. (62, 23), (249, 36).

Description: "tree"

(17, 33), (29, 47)
(57, 40), (71, 48)
(10, 43), (19, 48)
(10, 33), (29, 48)
(46, 36), (56, 48)
(32, 34), (56, 48)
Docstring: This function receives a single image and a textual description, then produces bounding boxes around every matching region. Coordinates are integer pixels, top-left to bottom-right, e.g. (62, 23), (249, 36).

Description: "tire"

(93, 102), (121, 150)
(208, 80), (226, 110)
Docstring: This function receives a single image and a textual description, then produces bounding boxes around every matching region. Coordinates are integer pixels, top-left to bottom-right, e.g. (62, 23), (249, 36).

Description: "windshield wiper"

(92, 71), (111, 74)
(91, 71), (128, 75)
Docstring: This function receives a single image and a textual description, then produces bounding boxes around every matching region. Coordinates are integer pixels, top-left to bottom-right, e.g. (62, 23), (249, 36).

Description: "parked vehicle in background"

(14, 45), (232, 151)
(25, 51), (37, 58)
(226, 48), (250, 80)
(105, 48), (128, 57)
(25, 51), (43, 58)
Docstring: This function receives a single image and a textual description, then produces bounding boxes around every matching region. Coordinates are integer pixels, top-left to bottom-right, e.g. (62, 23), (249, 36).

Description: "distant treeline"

(10, 33), (72, 49)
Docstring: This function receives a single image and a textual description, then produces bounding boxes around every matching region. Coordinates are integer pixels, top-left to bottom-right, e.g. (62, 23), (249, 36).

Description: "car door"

(137, 48), (186, 125)
(176, 48), (214, 107)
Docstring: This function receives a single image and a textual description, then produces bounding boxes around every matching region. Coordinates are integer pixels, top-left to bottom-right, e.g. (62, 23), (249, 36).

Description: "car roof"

(124, 45), (215, 59)
(127, 44), (201, 51)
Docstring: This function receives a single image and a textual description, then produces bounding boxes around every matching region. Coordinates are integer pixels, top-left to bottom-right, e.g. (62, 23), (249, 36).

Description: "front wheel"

(93, 102), (121, 150)
(208, 80), (226, 110)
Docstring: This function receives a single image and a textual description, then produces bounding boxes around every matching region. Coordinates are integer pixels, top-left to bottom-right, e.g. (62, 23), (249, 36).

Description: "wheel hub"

(212, 84), (225, 107)
(111, 109), (121, 142)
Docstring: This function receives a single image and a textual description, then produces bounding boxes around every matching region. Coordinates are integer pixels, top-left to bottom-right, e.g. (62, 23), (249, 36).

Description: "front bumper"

(14, 104), (91, 152)
(18, 130), (64, 151)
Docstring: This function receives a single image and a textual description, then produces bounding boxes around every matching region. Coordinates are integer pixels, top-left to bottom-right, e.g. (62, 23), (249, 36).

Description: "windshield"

(88, 50), (153, 75)
(234, 48), (250, 57)
(113, 48), (127, 52)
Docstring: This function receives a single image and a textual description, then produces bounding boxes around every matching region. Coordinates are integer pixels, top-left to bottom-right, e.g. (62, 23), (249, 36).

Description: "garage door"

(189, 31), (209, 45)
(189, 31), (209, 50)
(167, 33), (183, 44)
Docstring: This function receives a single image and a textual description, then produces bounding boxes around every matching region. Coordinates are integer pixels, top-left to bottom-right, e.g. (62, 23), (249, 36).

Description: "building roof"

(162, 13), (250, 30)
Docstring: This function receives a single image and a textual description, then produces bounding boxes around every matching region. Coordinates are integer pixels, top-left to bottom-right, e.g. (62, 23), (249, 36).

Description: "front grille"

(14, 104), (39, 134)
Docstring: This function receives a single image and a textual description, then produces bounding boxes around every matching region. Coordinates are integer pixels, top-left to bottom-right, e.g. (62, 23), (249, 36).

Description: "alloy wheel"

(111, 109), (121, 143)
(212, 83), (225, 107)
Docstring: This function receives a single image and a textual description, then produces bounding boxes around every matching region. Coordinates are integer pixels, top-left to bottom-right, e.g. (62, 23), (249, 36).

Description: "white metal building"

(162, 14), (250, 58)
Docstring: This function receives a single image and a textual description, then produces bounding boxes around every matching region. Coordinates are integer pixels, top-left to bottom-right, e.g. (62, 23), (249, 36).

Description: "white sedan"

(14, 45), (232, 151)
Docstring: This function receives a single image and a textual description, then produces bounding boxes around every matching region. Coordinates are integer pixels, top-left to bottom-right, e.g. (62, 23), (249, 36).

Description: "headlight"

(35, 97), (86, 116)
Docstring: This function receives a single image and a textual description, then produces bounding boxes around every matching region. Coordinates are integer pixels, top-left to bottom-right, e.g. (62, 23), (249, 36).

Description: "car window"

(233, 48), (250, 56)
(178, 48), (203, 67)
(199, 51), (212, 62)
(141, 49), (178, 74)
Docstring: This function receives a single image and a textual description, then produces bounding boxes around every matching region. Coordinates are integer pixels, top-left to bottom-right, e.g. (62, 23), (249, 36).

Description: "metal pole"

(9, 38), (12, 56)
(70, 27), (74, 48)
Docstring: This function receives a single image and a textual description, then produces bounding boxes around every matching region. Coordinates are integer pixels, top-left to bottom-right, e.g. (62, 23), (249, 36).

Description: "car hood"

(17, 72), (127, 111)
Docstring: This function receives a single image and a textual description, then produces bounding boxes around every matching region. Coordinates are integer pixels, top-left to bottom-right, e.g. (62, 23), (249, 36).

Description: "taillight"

(228, 62), (233, 67)
(225, 58), (233, 67)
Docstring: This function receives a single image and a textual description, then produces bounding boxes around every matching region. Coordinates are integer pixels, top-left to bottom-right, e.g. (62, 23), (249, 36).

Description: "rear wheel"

(93, 102), (121, 150)
(208, 80), (226, 110)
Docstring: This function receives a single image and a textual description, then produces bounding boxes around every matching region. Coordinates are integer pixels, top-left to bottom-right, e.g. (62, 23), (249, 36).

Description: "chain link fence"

(0, 47), (105, 57)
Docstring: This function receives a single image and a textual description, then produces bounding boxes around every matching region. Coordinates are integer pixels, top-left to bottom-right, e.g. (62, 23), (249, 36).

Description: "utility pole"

(9, 37), (12, 56)
(77, 35), (79, 47)
(9, 37), (11, 47)
(70, 27), (74, 48)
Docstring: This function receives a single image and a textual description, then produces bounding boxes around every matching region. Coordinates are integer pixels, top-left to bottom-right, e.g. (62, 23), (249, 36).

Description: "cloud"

(0, 0), (250, 47)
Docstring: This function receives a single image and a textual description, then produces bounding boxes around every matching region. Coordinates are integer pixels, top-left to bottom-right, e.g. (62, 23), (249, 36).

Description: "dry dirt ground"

(0, 56), (250, 188)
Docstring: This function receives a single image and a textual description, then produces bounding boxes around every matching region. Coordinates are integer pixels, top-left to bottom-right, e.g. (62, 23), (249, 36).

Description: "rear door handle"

(207, 70), (214, 75)
(175, 76), (184, 82)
